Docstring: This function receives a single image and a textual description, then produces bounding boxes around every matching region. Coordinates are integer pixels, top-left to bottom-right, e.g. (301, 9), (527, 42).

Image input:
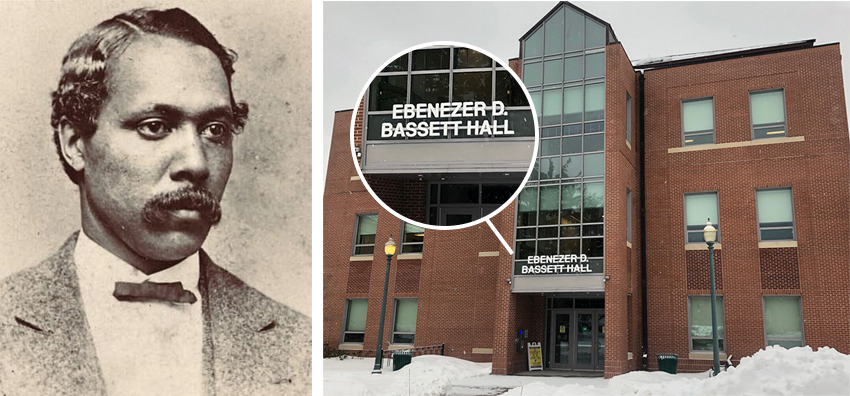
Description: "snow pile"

(502, 346), (850, 396)
(696, 346), (849, 396)
(323, 355), (491, 396)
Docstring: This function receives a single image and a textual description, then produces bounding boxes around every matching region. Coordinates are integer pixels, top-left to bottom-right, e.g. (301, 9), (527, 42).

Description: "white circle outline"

(349, 41), (540, 232)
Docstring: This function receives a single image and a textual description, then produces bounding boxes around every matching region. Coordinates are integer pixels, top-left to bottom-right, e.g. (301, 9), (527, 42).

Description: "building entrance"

(546, 297), (604, 371)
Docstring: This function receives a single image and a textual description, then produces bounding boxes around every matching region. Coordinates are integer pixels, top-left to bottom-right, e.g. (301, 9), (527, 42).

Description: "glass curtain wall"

(516, 6), (607, 274)
(364, 46), (534, 142)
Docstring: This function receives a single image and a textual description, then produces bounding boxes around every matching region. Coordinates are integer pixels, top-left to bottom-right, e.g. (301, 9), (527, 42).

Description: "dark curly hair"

(51, 8), (249, 184)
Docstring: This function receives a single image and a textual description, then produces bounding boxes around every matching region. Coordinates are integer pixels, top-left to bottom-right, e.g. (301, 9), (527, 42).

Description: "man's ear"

(57, 119), (87, 173)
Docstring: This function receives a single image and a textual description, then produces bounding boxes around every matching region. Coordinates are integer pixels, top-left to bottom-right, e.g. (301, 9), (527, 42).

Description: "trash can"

(657, 353), (678, 374)
(392, 350), (413, 371)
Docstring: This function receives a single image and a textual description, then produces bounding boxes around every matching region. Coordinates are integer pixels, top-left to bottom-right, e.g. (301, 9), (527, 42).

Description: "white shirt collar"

(74, 230), (200, 293)
(73, 230), (204, 396)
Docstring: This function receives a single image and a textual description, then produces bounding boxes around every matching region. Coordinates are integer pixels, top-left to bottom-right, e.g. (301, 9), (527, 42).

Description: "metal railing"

(379, 344), (445, 367)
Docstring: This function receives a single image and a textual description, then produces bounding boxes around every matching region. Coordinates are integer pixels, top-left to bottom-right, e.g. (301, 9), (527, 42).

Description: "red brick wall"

(363, 175), (427, 223)
(644, 44), (850, 372)
(347, 262), (372, 293)
(395, 260), (422, 293)
(325, 109), (516, 362)
(413, 219), (508, 362)
(686, 250), (723, 290)
(603, 42), (643, 378)
(759, 248), (800, 289)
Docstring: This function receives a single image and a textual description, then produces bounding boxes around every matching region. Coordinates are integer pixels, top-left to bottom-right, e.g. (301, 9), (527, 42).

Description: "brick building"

(323, 2), (850, 378)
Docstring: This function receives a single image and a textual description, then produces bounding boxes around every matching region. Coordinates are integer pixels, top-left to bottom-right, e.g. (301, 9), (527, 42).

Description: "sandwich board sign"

(527, 342), (543, 371)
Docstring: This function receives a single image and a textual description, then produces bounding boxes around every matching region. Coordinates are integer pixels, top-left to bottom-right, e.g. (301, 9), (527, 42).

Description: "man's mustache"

(142, 186), (222, 227)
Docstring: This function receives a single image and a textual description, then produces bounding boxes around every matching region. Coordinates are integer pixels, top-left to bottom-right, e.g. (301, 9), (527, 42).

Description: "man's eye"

(201, 123), (231, 141)
(136, 120), (171, 138)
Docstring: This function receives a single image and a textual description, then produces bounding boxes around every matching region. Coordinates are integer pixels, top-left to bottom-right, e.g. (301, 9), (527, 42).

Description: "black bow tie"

(113, 280), (197, 304)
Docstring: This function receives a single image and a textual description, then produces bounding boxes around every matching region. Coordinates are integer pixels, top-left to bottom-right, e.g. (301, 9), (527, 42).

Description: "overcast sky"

(323, 1), (850, 183)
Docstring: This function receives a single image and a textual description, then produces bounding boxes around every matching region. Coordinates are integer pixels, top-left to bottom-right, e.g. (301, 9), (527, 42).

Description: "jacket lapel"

(199, 252), (307, 395)
(0, 233), (106, 395)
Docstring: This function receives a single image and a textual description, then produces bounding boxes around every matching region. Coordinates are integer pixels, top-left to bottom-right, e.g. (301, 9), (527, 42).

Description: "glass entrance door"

(550, 312), (571, 369)
(574, 312), (594, 369)
(547, 308), (604, 371)
(596, 313), (605, 371)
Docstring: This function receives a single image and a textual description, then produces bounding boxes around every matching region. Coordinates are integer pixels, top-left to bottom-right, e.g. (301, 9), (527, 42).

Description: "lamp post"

(372, 236), (397, 374)
(703, 220), (721, 377)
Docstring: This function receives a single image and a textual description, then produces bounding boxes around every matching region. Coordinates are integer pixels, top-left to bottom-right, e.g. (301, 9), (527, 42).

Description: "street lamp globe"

(703, 220), (717, 243)
(385, 236), (397, 256)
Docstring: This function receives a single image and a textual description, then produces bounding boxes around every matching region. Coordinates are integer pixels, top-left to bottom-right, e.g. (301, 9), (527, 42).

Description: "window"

(428, 183), (517, 226)
(524, 28), (543, 58)
(369, 75), (407, 111)
(342, 299), (368, 343)
(353, 214), (378, 255)
(544, 59), (563, 85)
(763, 296), (804, 348)
(688, 296), (725, 352)
(401, 222), (425, 253)
(517, 186), (538, 227)
(626, 189), (632, 243)
(685, 192), (719, 243)
(391, 299), (418, 345)
(412, 48), (450, 71)
(585, 52), (604, 79)
(454, 47), (491, 69)
(750, 89), (786, 139)
(542, 89), (562, 126)
(368, 46), (534, 142)
(757, 188), (795, 241)
(585, 83), (605, 121)
(583, 182), (604, 223)
(682, 98), (715, 146)
(563, 86), (583, 124)
(626, 92), (632, 144)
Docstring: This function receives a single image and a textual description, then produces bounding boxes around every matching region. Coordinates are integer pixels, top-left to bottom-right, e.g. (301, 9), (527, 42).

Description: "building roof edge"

(632, 39), (816, 70)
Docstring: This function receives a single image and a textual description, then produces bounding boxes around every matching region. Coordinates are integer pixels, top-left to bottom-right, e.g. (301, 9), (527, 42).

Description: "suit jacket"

(0, 233), (311, 395)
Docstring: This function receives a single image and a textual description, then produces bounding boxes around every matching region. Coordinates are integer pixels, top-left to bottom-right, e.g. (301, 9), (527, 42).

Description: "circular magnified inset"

(350, 41), (539, 230)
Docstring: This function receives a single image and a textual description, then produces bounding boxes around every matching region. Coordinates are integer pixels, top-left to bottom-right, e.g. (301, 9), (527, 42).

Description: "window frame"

(390, 298), (418, 346)
(756, 187), (796, 242)
(684, 191), (720, 244)
(352, 213), (379, 256)
(687, 295), (726, 353)
(626, 188), (632, 243)
(681, 96), (716, 147)
(340, 298), (368, 345)
(400, 222), (425, 254)
(749, 88), (787, 140)
(626, 92), (632, 145)
(365, 46), (534, 144)
(762, 295), (804, 348)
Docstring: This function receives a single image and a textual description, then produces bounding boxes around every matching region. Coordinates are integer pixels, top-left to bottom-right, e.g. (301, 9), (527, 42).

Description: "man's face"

(79, 35), (234, 262)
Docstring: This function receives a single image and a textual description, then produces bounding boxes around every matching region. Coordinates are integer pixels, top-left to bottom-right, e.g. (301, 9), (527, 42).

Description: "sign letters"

(381, 101), (515, 138)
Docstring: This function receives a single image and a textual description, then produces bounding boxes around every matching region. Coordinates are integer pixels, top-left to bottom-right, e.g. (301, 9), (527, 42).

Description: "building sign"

(381, 101), (515, 138)
(527, 342), (543, 371)
(513, 256), (604, 275)
(357, 44), (536, 175)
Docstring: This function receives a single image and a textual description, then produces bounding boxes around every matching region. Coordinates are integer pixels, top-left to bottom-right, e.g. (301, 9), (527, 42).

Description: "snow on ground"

(325, 346), (849, 396)
(324, 355), (491, 396)
(500, 346), (849, 396)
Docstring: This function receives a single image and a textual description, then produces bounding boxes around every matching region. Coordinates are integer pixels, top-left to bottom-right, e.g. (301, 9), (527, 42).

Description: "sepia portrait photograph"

(0, 1), (311, 394)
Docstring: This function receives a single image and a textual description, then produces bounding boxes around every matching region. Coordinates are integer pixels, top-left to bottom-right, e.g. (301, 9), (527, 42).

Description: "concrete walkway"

(447, 371), (604, 396)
